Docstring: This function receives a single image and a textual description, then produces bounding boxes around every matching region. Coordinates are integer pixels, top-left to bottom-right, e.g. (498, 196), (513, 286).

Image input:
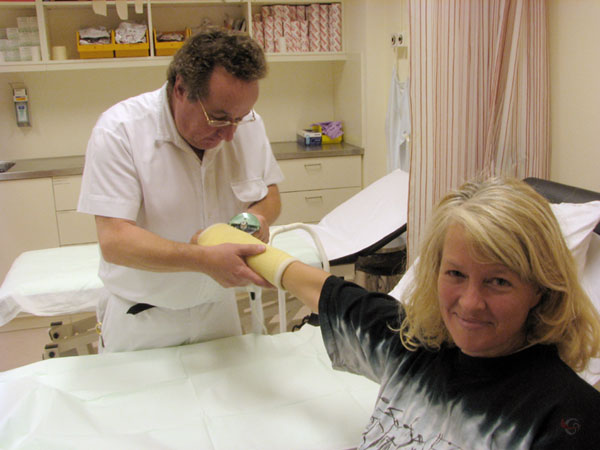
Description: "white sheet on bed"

(309, 169), (409, 261)
(0, 244), (107, 326)
(0, 233), (326, 327)
(0, 325), (379, 450)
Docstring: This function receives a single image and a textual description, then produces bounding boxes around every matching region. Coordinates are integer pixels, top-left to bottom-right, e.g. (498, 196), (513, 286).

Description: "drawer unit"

(52, 176), (97, 246)
(278, 187), (361, 224)
(277, 155), (361, 192)
(53, 175), (82, 211)
(56, 211), (97, 246)
(0, 178), (60, 284)
(274, 154), (362, 225)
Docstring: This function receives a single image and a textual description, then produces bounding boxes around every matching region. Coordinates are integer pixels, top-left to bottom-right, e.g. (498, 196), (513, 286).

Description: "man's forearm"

(96, 216), (202, 272)
(95, 216), (273, 287)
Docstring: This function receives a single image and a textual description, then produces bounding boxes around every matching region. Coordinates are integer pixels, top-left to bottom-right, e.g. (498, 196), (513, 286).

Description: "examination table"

(0, 169), (410, 347)
(0, 325), (379, 449)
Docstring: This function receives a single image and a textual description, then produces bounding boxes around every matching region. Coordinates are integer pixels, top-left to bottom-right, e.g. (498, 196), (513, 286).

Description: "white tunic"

(78, 84), (284, 309)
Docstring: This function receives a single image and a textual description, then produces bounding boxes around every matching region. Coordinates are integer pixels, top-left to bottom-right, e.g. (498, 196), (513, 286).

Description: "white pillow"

(388, 261), (415, 302)
(579, 233), (600, 385)
(550, 201), (600, 274)
(581, 234), (600, 310)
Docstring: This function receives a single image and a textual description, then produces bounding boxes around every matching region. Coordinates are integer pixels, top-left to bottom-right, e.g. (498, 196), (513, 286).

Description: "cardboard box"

(297, 129), (322, 146)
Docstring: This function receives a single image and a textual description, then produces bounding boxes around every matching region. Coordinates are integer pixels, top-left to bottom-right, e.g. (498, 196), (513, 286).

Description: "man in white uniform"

(78, 28), (284, 352)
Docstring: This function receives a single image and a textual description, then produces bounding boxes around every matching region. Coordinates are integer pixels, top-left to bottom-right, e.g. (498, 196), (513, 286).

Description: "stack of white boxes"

(253, 3), (342, 54)
(0, 16), (40, 63)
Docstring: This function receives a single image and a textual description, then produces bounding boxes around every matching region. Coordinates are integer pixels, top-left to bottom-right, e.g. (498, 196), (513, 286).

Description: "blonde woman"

(199, 177), (600, 448)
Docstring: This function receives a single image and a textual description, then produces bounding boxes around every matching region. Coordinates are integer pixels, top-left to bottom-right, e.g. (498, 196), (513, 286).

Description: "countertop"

(0, 156), (86, 181)
(0, 142), (363, 181)
(271, 141), (363, 160)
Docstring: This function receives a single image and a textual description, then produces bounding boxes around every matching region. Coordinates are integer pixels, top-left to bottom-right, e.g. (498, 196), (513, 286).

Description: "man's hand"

(197, 224), (297, 289)
(191, 229), (273, 288)
(199, 243), (274, 288)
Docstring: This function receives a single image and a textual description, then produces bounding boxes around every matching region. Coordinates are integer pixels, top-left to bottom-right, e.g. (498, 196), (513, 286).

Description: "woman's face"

(437, 224), (541, 357)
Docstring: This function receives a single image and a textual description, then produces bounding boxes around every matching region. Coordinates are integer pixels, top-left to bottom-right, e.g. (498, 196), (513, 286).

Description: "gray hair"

(166, 27), (267, 102)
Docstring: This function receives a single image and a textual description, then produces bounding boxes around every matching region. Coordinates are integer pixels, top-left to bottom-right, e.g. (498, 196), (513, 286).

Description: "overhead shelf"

(0, 52), (347, 73)
(1, 0), (347, 73)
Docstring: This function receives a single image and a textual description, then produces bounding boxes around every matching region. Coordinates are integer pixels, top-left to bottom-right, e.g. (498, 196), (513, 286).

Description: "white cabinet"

(52, 176), (97, 246)
(0, 175), (96, 283)
(0, 178), (60, 283)
(275, 154), (361, 224)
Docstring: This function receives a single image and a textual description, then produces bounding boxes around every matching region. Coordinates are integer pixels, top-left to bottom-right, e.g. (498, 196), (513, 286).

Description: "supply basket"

(76, 30), (115, 59)
(312, 124), (343, 144)
(153, 28), (189, 56)
(114, 29), (149, 57)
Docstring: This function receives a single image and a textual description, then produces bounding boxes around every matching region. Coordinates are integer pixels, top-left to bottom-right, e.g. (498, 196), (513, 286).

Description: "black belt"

(126, 303), (155, 315)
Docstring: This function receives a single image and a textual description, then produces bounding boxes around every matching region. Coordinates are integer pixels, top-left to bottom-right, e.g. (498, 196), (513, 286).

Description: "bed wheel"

(43, 343), (59, 359)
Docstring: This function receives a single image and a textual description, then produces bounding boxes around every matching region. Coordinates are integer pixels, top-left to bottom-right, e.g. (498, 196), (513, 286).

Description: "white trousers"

(97, 293), (242, 353)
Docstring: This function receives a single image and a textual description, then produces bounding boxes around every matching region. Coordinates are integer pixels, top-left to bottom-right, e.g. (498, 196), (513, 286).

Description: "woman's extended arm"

(280, 261), (331, 312)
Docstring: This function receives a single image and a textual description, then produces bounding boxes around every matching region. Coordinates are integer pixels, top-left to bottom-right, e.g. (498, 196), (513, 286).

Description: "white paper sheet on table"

(283, 169), (409, 262)
(0, 325), (379, 450)
(315, 169), (408, 261)
(0, 244), (107, 326)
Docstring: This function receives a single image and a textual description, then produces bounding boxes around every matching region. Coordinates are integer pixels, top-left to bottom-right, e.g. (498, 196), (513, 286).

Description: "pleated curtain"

(407, 0), (549, 263)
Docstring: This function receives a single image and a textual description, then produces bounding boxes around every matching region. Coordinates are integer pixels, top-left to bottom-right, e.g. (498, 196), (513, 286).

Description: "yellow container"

(76, 30), (115, 59)
(114, 29), (150, 58)
(311, 124), (343, 144)
(153, 28), (189, 56)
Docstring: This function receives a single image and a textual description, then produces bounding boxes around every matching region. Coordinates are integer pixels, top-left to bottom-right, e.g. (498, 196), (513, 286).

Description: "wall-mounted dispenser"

(12, 83), (31, 127)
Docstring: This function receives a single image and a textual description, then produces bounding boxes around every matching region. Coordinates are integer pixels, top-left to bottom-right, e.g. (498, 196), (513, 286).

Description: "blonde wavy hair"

(399, 177), (600, 372)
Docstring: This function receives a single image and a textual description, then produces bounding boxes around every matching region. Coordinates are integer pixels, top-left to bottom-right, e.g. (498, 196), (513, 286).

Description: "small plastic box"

(153, 28), (189, 56)
(114, 29), (149, 58)
(76, 30), (114, 59)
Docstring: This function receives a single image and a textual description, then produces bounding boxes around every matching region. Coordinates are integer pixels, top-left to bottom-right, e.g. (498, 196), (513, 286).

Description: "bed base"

(43, 314), (98, 359)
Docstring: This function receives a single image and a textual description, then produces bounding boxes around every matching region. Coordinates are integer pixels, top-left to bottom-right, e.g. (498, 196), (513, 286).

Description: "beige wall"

(362, 0), (600, 191)
(346, 0), (407, 186)
(256, 62), (337, 142)
(3, 1), (592, 192)
(0, 68), (165, 160)
(0, 63), (337, 162)
(548, 0), (600, 191)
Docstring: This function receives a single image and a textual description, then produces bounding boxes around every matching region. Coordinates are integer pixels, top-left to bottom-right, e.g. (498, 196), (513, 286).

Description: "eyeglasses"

(198, 100), (256, 128)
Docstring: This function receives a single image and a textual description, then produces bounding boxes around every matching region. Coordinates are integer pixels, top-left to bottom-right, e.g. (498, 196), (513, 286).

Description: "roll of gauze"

(197, 223), (297, 289)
